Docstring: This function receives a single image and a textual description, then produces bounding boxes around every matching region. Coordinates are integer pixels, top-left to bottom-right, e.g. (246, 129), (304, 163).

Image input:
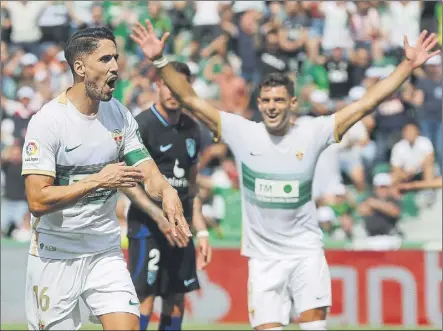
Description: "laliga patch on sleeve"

(23, 139), (40, 164)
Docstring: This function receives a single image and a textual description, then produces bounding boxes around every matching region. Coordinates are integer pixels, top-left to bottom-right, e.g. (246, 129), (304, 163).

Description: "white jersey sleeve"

(121, 106), (151, 167)
(220, 111), (254, 148)
(22, 111), (59, 178)
(310, 114), (338, 151)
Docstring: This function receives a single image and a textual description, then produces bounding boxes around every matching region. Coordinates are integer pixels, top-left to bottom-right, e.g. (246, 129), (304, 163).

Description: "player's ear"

(74, 59), (85, 78)
(290, 96), (298, 111)
(257, 97), (264, 113)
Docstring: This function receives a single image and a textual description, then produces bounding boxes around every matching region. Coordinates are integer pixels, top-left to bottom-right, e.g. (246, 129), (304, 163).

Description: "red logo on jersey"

(112, 129), (123, 148)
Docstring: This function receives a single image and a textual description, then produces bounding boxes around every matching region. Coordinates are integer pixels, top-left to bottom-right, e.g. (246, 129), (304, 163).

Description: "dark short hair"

(259, 73), (295, 96)
(64, 26), (116, 74)
(169, 61), (192, 82)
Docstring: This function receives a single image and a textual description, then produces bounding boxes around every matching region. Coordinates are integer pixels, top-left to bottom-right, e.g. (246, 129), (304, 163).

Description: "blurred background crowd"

(1, 0), (442, 249)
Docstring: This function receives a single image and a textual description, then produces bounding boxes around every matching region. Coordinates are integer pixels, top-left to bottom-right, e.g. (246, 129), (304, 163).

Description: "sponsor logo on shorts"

(39, 243), (56, 252)
(24, 139), (40, 164)
(184, 278), (196, 287)
(129, 299), (140, 306)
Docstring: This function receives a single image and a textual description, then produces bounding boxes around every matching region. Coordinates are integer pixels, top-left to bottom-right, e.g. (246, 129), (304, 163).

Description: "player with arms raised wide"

(131, 21), (440, 331)
(124, 61), (212, 331)
(22, 27), (191, 331)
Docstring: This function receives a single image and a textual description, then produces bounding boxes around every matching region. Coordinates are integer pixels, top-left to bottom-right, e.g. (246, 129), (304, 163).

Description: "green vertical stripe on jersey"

(241, 162), (312, 210)
(55, 160), (118, 204)
(123, 148), (150, 166)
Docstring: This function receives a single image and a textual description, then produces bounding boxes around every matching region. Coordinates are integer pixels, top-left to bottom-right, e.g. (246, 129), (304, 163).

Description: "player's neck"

(155, 103), (181, 125)
(66, 84), (100, 116)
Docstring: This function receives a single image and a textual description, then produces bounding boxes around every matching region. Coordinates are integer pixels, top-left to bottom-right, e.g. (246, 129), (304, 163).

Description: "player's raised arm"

(130, 19), (222, 141)
(334, 31), (440, 141)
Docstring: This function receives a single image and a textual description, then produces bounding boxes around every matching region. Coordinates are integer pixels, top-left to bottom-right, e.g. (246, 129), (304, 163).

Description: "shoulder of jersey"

(33, 95), (68, 121)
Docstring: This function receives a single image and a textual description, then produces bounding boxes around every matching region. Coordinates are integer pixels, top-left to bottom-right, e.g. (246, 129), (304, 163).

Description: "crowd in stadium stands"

(1, 1), (441, 246)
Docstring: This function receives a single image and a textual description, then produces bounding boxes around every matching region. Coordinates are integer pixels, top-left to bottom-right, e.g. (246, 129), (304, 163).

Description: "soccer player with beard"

(21, 27), (191, 331)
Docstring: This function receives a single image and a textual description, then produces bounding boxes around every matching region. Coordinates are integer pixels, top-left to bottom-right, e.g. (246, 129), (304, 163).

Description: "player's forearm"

(144, 173), (173, 202)
(335, 59), (414, 139)
(120, 185), (165, 223)
(192, 196), (208, 233)
(157, 63), (220, 135)
(27, 178), (100, 217)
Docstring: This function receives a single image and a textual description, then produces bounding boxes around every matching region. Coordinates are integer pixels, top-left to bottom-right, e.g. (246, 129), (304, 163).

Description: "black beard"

(85, 79), (111, 102)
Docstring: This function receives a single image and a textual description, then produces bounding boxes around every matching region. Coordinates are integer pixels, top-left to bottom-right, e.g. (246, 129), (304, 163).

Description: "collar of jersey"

(151, 105), (169, 127)
(58, 89), (99, 121)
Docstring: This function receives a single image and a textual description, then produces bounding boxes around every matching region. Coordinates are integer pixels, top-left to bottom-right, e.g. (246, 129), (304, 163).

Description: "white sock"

(263, 327), (283, 331)
(299, 320), (327, 330)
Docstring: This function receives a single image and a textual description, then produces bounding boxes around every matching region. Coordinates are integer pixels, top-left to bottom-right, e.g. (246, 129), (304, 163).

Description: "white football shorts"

(25, 248), (139, 330)
(247, 253), (331, 328)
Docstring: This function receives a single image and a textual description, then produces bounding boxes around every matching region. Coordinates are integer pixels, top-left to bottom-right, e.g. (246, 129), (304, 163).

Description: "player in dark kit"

(126, 61), (212, 331)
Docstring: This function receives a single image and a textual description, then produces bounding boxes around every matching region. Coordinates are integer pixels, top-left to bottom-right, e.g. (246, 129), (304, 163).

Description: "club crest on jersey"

(112, 129), (123, 149)
(296, 151), (304, 160)
(186, 138), (196, 158)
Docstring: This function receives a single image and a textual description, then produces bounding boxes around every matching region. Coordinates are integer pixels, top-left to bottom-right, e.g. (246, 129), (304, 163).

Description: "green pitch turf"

(1, 323), (440, 330)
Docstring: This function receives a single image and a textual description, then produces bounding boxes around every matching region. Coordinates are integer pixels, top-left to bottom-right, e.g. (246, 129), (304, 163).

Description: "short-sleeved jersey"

(127, 105), (201, 239)
(22, 91), (151, 259)
(220, 111), (338, 259)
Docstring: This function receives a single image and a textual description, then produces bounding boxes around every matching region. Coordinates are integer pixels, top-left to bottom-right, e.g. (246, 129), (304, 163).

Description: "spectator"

(383, 1), (422, 62)
(339, 86), (377, 190)
(259, 28), (289, 77)
(371, 81), (415, 163)
(317, 205), (337, 236)
(278, 1), (309, 73)
(358, 173), (402, 237)
(236, 10), (261, 87)
(38, 1), (71, 45)
(1, 1), (12, 42)
(390, 122), (436, 185)
(413, 55), (442, 172)
(318, 47), (353, 100)
(192, 1), (229, 49)
(319, 1), (354, 51)
(0, 142), (30, 240)
(321, 183), (355, 240)
(3, 1), (48, 54)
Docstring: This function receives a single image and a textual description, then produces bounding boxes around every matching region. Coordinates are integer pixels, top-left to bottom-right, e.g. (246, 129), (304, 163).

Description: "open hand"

(196, 236), (212, 270)
(162, 187), (192, 237)
(130, 19), (169, 61)
(404, 30), (441, 69)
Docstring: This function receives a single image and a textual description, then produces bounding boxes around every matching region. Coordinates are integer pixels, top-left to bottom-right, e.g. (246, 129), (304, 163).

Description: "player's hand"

(130, 19), (169, 61)
(157, 214), (190, 248)
(162, 187), (192, 238)
(196, 235), (212, 270)
(404, 30), (441, 69)
(94, 162), (144, 188)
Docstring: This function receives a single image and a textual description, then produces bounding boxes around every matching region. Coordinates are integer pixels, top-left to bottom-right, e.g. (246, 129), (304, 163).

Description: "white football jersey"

(22, 91), (151, 259)
(220, 112), (338, 259)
